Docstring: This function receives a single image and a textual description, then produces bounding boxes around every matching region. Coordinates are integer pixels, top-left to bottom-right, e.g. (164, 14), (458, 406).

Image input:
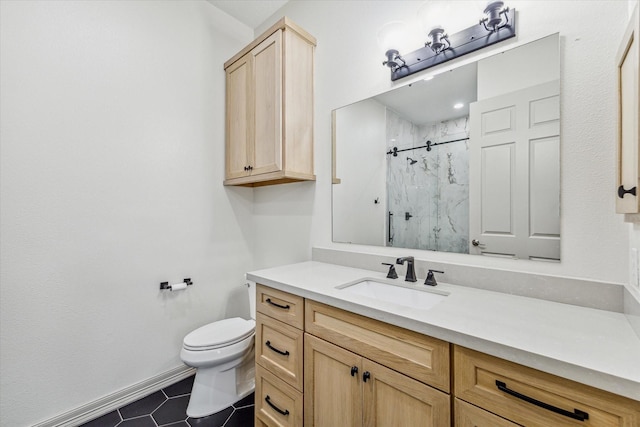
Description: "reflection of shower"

(406, 157), (418, 165)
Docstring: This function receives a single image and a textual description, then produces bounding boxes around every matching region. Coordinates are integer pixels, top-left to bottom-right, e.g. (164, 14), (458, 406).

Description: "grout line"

(233, 403), (255, 409)
(221, 408), (236, 427)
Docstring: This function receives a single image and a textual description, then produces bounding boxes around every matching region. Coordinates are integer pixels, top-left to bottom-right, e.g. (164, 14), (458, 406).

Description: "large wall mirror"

(332, 33), (560, 261)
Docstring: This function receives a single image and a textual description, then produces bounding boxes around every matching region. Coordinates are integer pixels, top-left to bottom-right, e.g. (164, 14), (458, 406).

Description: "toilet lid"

(183, 317), (255, 351)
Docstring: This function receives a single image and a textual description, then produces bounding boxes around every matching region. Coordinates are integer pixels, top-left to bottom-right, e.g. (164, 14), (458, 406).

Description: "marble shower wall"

(386, 108), (470, 253)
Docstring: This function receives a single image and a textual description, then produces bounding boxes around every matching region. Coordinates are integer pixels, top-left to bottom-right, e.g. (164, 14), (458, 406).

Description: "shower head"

(407, 157), (418, 165)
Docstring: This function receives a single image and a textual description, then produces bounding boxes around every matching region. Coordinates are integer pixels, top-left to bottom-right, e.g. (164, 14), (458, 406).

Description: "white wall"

(333, 98), (387, 246)
(0, 1), (254, 426)
(254, 0), (631, 284)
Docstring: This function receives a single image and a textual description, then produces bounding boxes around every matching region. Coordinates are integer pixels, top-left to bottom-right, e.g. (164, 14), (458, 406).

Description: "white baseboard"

(31, 366), (195, 427)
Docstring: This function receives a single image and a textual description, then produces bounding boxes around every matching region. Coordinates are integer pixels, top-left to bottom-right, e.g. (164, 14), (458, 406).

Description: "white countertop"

(247, 261), (640, 401)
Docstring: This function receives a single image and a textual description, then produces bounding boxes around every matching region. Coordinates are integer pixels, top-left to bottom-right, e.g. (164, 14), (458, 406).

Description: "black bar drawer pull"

(266, 298), (290, 310)
(265, 340), (290, 356)
(495, 380), (589, 421)
(265, 395), (290, 416)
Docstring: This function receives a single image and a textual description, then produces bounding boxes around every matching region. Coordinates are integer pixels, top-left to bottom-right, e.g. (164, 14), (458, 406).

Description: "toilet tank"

(247, 281), (256, 320)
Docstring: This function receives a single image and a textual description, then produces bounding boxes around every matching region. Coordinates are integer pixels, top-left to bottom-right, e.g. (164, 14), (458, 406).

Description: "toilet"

(180, 282), (256, 418)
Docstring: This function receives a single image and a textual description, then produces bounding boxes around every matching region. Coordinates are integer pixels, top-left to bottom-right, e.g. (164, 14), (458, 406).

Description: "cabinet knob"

(618, 185), (637, 199)
(350, 366), (358, 376)
(362, 371), (371, 382)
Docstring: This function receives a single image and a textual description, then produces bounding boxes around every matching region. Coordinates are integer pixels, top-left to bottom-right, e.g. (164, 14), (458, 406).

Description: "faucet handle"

(424, 269), (444, 286)
(381, 263), (398, 279)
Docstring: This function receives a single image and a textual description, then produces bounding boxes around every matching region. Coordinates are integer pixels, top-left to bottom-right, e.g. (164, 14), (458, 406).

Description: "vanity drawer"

(257, 284), (304, 330)
(454, 345), (640, 427)
(454, 398), (519, 427)
(305, 299), (450, 392)
(256, 312), (304, 391)
(255, 364), (303, 427)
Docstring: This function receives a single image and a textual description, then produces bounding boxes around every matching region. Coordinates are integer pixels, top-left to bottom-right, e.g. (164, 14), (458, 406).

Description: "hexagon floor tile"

(79, 375), (254, 427)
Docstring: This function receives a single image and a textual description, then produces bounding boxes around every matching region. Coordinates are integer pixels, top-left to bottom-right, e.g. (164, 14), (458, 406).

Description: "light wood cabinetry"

(254, 284), (639, 427)
(256, 364), (304, 427)
(304, 335), (362, 427)
(304, 300), (451, 427)
(304, 331), (450, 427)
(304, 299), (450, 392)
(256, 312), (304, 392)
(255, 285), (304, 426)
(454, 345), (640, 426)
(224, 17), (316, 187)
(616, 5), (640, 214)
(454, 398), (519, 427)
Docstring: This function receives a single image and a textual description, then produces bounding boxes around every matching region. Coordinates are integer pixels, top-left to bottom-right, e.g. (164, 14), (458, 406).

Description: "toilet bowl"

(180, 282), (256, 418)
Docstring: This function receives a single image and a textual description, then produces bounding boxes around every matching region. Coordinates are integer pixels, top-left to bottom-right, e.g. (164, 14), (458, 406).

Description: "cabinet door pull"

(265, 340), (290, 356)
(495, 380), (589, 421)
(265, 395), (290, 416)
(363, 371), (371, 382)
(350, 366), (358, 376)
(618, 185), (637, 199)
(265, 298), (290, 310)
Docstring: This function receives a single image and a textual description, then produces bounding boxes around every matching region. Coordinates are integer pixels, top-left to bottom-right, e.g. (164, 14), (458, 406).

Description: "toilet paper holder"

(160, 278), (193, 291)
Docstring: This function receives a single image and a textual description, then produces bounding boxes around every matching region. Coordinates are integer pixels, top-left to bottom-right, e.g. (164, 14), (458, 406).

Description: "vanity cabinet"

(253, 284), (639, 426)
(224, 17), (316, 187)
(304, 334), (449, 427)
(254, 285), (305, 426)
(303, 300), (451, 427)
(454, 345), (640, 426)
(616, 5), (640, 214)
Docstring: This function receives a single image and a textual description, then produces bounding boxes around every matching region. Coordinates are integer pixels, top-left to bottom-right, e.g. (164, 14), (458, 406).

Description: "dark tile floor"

(79, 375), (254, 427)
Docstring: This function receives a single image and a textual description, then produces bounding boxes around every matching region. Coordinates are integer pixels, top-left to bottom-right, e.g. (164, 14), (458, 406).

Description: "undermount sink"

(337, 279), (448, 311)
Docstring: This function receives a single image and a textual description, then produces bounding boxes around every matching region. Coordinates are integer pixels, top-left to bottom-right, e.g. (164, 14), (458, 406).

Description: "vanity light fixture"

(381, 1), (516, 81)
(426, 26), (450, 54)
(378, 21), (409, 72)
(480, 1), (510, 32)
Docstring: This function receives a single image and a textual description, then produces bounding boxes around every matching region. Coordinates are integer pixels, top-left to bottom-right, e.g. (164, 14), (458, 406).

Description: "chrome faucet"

(396, 256), (417, 282)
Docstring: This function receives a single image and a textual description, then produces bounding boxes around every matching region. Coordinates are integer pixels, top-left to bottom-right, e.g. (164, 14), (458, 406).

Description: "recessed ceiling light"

(453, 102), (464, 109)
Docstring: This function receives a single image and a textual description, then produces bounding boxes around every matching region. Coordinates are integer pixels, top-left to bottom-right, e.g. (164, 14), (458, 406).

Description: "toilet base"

(186, 347), (255, 418)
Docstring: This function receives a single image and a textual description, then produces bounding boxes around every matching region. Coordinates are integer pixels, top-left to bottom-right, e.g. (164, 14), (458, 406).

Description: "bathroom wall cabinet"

(616, 5), (639, 215)
(223, 17), (316, 187)
(254, 285), (640, 426)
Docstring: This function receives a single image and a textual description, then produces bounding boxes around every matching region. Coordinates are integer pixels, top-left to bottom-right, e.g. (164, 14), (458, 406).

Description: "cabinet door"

(616, 5), (640, 213)
(225, 53), (252, 180)
(304, 334), (362, 427)
(251, 30), (283, 176)
(362, 359), (450, 427)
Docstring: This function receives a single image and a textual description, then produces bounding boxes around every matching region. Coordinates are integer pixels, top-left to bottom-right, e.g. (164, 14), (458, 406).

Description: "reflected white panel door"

(469, 81), (560, 260)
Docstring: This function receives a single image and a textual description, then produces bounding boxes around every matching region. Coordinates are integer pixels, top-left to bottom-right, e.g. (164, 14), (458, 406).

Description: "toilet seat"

(183, 318), (255, 351)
